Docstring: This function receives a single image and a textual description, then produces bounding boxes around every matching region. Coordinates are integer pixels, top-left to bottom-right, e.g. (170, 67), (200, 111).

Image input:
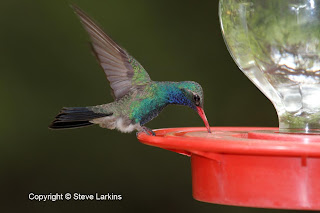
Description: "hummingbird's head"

(178, 81), (211, 133)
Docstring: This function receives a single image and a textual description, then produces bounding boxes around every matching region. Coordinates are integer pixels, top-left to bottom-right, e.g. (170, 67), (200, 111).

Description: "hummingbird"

(49, 5), (211, 136)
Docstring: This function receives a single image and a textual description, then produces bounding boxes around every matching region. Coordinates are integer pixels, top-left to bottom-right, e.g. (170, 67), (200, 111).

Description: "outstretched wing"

(72, 5), (151, 100)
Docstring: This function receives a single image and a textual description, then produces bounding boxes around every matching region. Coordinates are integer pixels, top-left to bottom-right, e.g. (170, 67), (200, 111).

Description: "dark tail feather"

(49, 107), (110, 129)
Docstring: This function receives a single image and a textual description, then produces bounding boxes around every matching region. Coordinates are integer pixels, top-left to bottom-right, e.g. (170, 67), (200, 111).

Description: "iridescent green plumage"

(49, 5), (211, 135)
(128, 56), (150, 86)
(128, 81), (203, 124)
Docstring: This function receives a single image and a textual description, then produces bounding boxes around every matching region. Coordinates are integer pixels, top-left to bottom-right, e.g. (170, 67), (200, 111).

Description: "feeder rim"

(137, 127), (320, 157)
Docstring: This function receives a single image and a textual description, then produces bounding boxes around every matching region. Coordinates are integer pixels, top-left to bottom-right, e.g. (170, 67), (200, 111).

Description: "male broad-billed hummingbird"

(49, 5), (211, 136)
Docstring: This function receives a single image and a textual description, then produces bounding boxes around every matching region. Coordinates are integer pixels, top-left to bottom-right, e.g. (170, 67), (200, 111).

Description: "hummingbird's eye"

(194, 94), (200, 106)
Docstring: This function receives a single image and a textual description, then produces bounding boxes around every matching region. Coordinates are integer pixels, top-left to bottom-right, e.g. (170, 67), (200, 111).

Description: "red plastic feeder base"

(137, 127), (320, 210)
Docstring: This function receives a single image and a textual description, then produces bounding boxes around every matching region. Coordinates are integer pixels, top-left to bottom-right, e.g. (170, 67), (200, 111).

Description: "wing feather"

(72, 5), (151, 100)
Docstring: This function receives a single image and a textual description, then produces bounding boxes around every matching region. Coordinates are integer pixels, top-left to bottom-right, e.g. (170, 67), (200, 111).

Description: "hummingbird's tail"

(49, 107), (110, 129)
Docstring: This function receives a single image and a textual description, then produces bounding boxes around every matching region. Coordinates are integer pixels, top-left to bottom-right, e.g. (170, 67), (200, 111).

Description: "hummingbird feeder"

(138, 0), (320, 210)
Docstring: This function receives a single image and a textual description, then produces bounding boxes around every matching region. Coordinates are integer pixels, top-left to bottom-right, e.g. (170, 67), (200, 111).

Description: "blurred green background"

(1, 0), (299, 212)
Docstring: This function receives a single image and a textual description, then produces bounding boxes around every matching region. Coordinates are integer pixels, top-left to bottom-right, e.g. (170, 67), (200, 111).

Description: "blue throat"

(158, 82), (195, 109)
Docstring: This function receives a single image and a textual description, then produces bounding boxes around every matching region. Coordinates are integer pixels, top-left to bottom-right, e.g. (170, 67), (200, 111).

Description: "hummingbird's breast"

(127, 83), (169, 126)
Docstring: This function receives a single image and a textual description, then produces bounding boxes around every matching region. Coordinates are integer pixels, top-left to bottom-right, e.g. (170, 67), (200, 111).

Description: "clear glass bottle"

(220, 0), (320, 133)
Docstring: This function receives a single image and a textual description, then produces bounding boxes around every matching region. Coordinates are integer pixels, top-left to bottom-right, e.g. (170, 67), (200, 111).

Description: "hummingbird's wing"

(72, 5), (151, 100)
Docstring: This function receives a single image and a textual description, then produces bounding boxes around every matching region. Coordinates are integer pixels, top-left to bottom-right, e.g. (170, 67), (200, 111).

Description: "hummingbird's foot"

(138, 126), (156, 136)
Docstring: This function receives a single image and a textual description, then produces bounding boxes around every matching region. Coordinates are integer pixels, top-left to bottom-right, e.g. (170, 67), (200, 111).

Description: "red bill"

(196, 106), (211, 133)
